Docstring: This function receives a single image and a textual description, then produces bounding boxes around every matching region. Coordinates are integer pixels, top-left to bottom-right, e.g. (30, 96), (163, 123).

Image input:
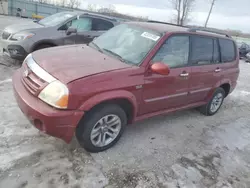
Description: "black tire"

(199, 87), (225, 116)
(35, 44), (54, 51)
(76, 104), (127, 153)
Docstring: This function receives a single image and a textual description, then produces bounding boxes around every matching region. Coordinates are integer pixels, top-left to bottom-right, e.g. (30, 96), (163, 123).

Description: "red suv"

(13, 22), (239, 152)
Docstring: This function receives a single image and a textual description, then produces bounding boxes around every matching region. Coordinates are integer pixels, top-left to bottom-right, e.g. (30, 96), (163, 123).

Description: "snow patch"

(0, 78), (12, 85)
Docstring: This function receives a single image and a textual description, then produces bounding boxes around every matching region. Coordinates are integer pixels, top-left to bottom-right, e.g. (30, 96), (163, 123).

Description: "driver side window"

(152, 35), (190, 68)
(60, 17), (92, 31)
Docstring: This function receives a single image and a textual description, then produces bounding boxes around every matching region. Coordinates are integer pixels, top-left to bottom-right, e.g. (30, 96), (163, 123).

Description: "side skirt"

(134, 101), (206, 122)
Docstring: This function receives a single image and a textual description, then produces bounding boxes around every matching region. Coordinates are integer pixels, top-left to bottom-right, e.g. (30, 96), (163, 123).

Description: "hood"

(4, 21), (43, 34)
(32, 45), (132, 84)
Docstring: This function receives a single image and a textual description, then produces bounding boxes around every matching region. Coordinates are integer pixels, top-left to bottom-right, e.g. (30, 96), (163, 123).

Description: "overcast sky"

(82, 0), (250, 33)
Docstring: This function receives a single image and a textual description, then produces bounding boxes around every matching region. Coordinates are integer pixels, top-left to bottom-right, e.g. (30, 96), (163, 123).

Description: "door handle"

(214, 68), (221, 73)
(179, 73), (189, 77)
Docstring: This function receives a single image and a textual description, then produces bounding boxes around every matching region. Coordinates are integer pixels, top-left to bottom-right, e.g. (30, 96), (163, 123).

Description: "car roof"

(126, 21), (233, 40)
(127, 21), (188, 33)
(72, 11), (120, 22)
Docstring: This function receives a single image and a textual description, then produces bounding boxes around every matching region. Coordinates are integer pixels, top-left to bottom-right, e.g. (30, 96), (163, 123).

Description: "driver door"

(140, 35), (191, 115)
(61, 16), (93, 45)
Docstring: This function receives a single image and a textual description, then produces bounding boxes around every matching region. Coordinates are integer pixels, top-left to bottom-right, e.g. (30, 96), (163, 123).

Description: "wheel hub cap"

(90, 114), (122, 147)
(210, 93), (223, 113)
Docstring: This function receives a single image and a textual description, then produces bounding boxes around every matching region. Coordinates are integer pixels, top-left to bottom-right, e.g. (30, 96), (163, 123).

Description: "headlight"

(10, 32), (34, 41)
(38, 80), (69, 109)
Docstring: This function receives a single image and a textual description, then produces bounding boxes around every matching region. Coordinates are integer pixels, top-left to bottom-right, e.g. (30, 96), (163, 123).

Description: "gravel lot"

(1, 15), (250, 188)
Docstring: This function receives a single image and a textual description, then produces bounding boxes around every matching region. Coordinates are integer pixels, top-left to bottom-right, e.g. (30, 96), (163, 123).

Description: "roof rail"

(147, 20), (188, 28)
(82, 12), (118, 21)
(188, 28), (231, 38)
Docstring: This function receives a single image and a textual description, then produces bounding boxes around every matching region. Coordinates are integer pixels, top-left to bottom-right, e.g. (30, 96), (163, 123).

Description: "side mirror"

(66, 27), (77, 35)
(150, 62), (170, 75)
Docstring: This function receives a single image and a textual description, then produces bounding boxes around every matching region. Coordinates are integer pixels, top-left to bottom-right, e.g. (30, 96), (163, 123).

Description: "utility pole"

(204, 0), (216, 27)
(177, 0), (181, 25)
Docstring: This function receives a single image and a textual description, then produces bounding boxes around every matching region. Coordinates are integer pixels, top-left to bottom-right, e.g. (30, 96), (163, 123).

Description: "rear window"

(190, 36), (213, 65)
(219, 39), (236, 62)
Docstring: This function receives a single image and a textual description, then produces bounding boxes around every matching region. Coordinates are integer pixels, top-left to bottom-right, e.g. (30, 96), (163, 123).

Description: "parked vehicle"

(16, 8), (28, 18)
(0, 11), (119, 60)
(245, 52), (250, 62)
(13, 22), (239, 152)
(238, 42), (250, 58)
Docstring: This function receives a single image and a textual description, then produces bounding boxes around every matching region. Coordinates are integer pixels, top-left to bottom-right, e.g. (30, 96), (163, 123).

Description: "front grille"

(2, 31), (11, 40)
(21, 64), (47, 96)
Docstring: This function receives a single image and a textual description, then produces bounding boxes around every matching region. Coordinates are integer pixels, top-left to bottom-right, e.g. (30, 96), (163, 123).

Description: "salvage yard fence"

(8, 0), (75, 18)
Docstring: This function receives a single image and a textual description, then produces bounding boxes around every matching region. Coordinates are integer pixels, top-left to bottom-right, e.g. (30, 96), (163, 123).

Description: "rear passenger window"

(152, 35), (189, 68)
(92, 18), (114, 31)
(191, 36), (213, 65)
(219, 39), (236, 62)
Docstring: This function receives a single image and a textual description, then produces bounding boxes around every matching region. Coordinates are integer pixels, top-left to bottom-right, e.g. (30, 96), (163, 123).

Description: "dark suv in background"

(1, 11), (119, 60)
(238, 42), (250, 58)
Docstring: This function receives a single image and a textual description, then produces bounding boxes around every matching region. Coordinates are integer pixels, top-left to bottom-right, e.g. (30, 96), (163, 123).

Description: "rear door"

(188, 35), (222, 103)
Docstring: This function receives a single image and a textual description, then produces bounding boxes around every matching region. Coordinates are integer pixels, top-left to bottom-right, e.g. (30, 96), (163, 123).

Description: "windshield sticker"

(141, 32), (160, 41)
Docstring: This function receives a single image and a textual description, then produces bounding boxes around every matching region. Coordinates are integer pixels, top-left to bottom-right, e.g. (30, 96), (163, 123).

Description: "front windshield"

(91, 24), (161, 65)
(38, 12), (76, 27)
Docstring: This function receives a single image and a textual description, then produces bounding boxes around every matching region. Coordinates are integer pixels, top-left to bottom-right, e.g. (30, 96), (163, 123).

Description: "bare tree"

(98, 4), (116, 14)
(58, 0), (68, 7)
(68, 0), (81, 8)
(38, 0), (49, 3)
(171, 0), (195, 25)
(88, 4), (97, 12)
(204, 0), (216, 27)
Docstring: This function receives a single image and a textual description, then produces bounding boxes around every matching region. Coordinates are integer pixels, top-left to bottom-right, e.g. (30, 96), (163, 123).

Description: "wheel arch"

(79, 90), (138, 124)
(220, 83), (231, 97)
(31, 40), (58, 51)
(205, 80), (231, 102)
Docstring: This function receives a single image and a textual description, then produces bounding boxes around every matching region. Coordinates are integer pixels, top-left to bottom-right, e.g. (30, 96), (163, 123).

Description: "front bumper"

(0, 39), (29, 60)
(12, 69), (84, 143)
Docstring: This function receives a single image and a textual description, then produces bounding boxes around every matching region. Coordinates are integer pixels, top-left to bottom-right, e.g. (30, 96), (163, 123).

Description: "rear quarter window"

(219, 39), (236, 62)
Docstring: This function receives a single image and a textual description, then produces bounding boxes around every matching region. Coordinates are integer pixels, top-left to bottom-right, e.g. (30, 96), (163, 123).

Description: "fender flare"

(205, 80), (231, 102)
(31, 40), (58, 52)
(79, 90), (138, 122)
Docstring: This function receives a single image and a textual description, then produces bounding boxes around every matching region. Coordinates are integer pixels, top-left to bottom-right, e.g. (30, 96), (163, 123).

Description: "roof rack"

(188, 28), (231, 38)
(147, 20), (188, 28)
(82, 12), (118, 22)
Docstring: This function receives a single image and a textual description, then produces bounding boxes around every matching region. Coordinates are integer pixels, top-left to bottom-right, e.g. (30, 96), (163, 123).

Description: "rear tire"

(76, 104), (127, 153)
(199, 87), (225, 116)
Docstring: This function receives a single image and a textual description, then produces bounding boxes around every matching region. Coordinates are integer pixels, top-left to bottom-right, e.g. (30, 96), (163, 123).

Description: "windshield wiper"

(89, 42), (103, 53)
(102, 48), (130, 64)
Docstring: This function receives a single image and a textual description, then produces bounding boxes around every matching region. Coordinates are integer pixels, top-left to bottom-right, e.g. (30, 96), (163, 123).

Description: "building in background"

(0, 0), (8, 15)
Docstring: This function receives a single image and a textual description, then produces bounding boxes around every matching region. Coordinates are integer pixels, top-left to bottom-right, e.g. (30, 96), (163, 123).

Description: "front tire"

(76, 104), (127, 153)
(199, 87), (225, 116)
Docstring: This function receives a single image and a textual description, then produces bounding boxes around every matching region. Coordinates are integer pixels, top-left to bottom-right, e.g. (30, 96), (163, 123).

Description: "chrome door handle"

(180, 73), (189, 77)
(215, 68), (221, 72)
